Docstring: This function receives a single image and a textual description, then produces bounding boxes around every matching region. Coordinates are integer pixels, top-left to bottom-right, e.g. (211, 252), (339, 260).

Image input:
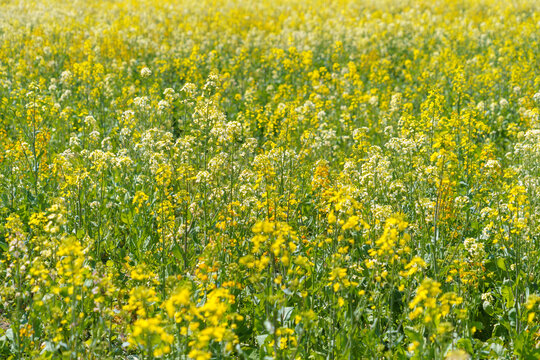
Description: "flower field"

(1, 0), (540, 358)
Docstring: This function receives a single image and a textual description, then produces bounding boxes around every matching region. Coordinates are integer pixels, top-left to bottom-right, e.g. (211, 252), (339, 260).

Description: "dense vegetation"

(1, 0), (540, 358)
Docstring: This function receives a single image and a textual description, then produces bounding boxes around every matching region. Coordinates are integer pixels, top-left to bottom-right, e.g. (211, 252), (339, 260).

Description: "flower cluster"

(0, 0), (539, 358)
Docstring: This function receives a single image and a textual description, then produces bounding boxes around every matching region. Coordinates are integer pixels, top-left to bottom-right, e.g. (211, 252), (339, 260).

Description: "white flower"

(140, 67), (152, 77)
(454, 196), (469, 209)
(476, 101), (485, 112)
(195, 170), (211, 184)
(390, 93), (402, 112)
(134, 96), (149, 109)
(84, 115), (96, 128)
(69, 135), (81, 148)
(157, 100), (169, 112)
(60, 70), (72, 83)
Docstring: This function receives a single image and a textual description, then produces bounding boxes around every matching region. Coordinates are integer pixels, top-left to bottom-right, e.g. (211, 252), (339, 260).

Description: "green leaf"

(483, 300), (495, 316)
(489, 341), (506, 356)
(256, 334), (268, 347)
(404, 326), (422, 343)
(497, 258), (507, 271)
(76, 228), (85, 239)
(501, 286), (515, 309)
(278, 306), (294, 322)
(172, 244), (183, 259)
(457, 338), (473, 354)
(120, 212), (133, 225)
